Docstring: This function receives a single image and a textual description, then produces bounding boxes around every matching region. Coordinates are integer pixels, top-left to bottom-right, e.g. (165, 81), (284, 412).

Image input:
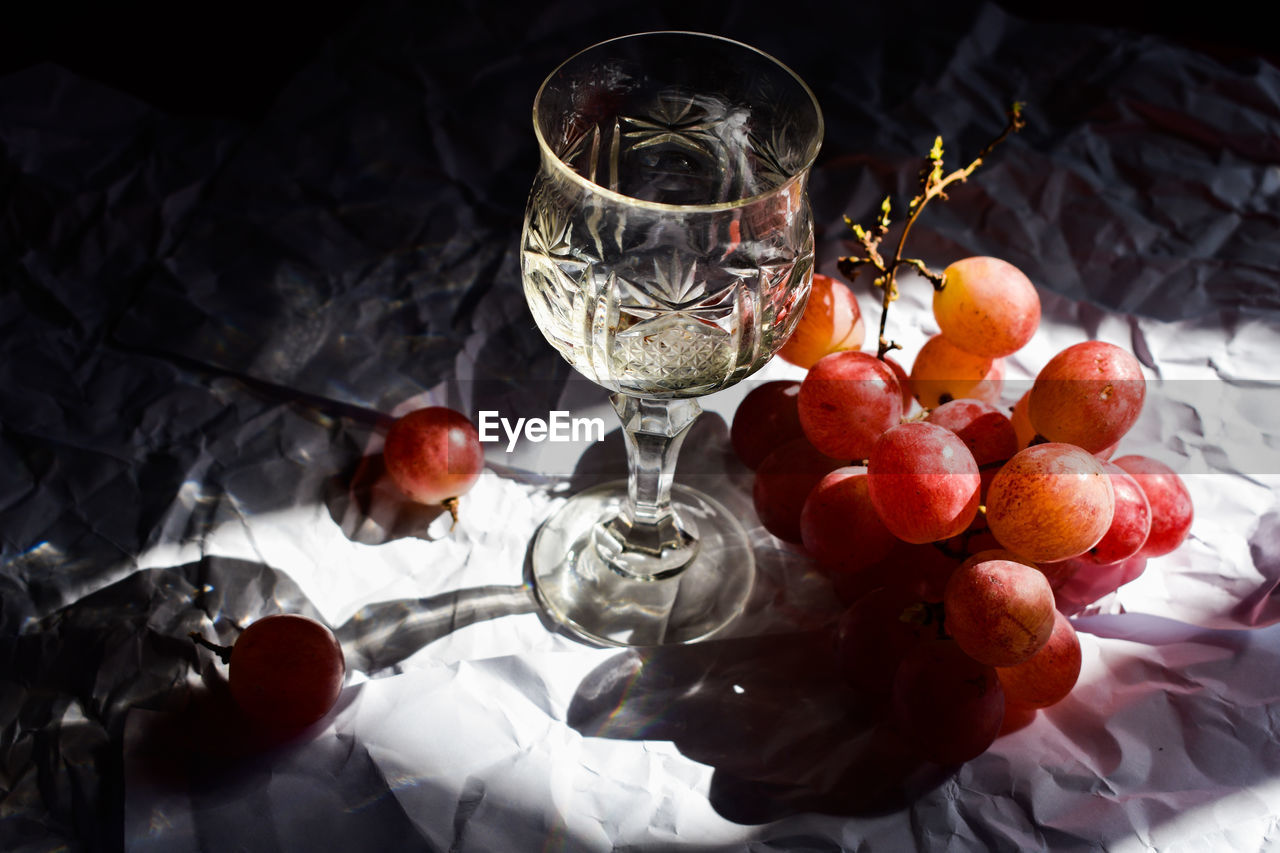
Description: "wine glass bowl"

(522, 32), (823, 646)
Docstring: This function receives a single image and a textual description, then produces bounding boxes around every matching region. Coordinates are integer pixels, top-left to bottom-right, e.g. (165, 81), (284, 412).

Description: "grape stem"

(837, 104), (1026, 359)
(190, 631), (233, 665)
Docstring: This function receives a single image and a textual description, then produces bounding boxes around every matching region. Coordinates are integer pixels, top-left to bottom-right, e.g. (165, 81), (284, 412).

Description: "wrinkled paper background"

(3, 0), (1279, 850)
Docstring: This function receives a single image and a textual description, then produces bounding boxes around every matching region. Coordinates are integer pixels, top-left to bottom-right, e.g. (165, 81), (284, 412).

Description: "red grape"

(925, 399), (1019, 467)
(883, 355), (916, 412)
(836, 585), (936, 698)
(800, 466), (899, 573)
(752, 438), (843, 543)
(943, 553), (1055, 667)
(384, 407), (484, 505)
(1028, 341), (1146, 453)
(996, 608), (1081, 708)
(1052, 554), (1148, 614)
(909, 334), (1002, 408)
(229, 614), (346, 733)
(730, 380), (805, 469)
(891, 637), (1005, 765)
(1112, 455), (1194, 557)
(1079, 462), (1152, 565)
(797, 351), (903, 460)
(866, 422), (981, 544)
(934, 256), (1041, 359)
(777, 273), (866, 369)
(985, 443), (1116, 563)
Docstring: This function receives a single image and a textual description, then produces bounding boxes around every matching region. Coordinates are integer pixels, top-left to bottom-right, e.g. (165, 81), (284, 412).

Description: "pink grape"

(1029, 340), (1146, 453)
(1112, 455), (1194, 557)
(866, 422), (981, 544)
(943, 553), (1056, 667)
(1080, 462), (1152, 565)
(985, 443), (1115, 563)
(752, 438), (843, 543)
(798, 351), (903, 460)
(800, 466), (899, 574)
(996, 609), (1082, 709)
(384, 407), (484, 505)
(909, 334), (1002, 408)
(934, 256), (1041, 358)
(891, 637), (1005, 765)
(730, 380), (805, 469)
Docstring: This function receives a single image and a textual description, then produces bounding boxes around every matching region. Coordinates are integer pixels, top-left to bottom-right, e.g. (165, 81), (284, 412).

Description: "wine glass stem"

(595, 394), (701, 580)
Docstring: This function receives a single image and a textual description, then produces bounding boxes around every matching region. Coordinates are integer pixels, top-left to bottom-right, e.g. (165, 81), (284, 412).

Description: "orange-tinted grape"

(1112, 455), (1194, 557)
(384, 407), (484, 505)
(777, 273), (866, 369)
(229, 614), (346, 733)
(800, 466), (899, 574)
(797, 351), (903, 460)
(985, 443), (1115, 562)
(730, 380), (805, 469)
(1009, 389), (1037, 450)
(909, 334), (1002, 408)
(866, 422), (981, 544)
(1028, 341), (1145, 453)
(934, 257), (1040, 359)
(996, 608), (1081, 708)
(943, 553), (1055, 667)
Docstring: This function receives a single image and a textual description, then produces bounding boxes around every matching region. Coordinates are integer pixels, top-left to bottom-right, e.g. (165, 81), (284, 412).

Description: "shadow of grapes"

(565, 629), (951, 823)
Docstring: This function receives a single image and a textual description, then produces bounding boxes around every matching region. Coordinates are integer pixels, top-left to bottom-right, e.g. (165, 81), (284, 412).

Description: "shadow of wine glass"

(564, 629), (951, 824)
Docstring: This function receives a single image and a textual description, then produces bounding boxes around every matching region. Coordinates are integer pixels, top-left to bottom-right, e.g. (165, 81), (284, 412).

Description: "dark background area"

(2, 0), (1275, 121)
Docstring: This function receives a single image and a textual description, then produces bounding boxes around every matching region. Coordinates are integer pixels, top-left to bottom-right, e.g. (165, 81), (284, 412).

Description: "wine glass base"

(531, 480), (755, 647)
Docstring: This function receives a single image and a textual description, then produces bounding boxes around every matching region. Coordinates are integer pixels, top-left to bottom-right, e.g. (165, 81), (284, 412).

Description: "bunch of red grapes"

(734, 259), (1195, 765)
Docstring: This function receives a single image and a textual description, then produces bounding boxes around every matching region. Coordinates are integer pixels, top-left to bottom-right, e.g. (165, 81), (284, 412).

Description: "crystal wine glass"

(521, 32), (823, 646)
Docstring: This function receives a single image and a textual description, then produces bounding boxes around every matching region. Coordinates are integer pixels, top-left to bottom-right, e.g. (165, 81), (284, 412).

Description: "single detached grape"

(934, 256), (1041, 359)
(943, 553), (1055, 667)
(800, 466), (899, 573)
(985, 443), (1115, 563)
(777, 273), (866, 369)
(1029, 340), (1146, 454)
(866, 422), (981, 544)
(909, 334), (1002, 409)
(752, 438), (843, 543)
(891, 637), (1005, 765)
(1112, 455), (1194, 557)
(996, 608), (1082, 709)
(798, 351), (903, 460)
(384, 406), (484, 506)
(228, 614), (346, 733)
(730, 380), (805, 469)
